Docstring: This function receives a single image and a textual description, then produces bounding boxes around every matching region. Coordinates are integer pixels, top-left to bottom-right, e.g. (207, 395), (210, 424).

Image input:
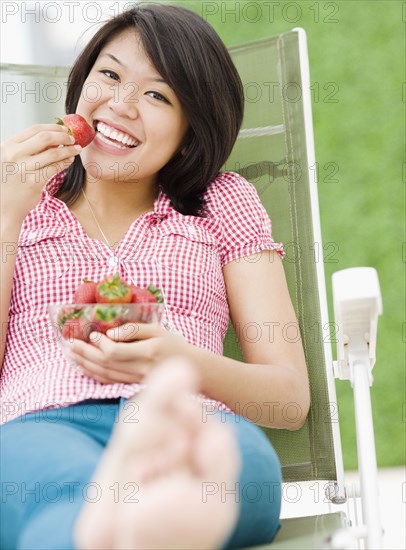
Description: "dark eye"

(147, 91), (169, 103)
(100, 70), (120, 81)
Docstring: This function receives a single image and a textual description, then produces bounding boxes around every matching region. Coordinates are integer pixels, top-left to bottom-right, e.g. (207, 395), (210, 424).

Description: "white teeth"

(96, 121), (139, 147)
(96, 132), (135, 150)
(122, 135), (132, 146)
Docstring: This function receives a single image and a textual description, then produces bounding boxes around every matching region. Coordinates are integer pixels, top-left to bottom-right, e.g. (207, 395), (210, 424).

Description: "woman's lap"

(0, 401), (281, 550)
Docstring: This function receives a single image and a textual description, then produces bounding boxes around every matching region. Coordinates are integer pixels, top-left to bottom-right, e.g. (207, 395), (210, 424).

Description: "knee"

(235, 418), (281, 484)
(220, 419), (282, 549)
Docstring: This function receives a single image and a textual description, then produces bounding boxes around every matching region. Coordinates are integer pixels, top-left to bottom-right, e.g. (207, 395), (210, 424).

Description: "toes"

(117, 357), (200, 427)
(141, 357), (200, 406)
(193, 419), (241, 483)
(110, 357), (199, 446)
(127, 430), (190, 484)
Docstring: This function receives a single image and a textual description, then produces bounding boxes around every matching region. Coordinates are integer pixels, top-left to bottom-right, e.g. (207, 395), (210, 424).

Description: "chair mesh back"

(224, 32), (337, 482)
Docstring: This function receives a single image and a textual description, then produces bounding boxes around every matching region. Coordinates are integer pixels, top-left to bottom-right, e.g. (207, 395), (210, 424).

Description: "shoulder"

(202, 172), (284, 265)
(206, 171), (257, 198)
(203, 171), (261, 214)
(202, 170), (270, 239)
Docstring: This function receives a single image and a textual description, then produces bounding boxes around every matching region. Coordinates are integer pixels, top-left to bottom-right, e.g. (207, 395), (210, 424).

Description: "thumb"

(105, 322), (142, 341)
(106, 322), (165, 341)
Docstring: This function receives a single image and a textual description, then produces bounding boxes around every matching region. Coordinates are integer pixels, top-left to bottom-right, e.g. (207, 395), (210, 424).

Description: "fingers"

(69, 339), (145, 384)
(69, 339), (105, 366)
(2, 124), (82, 185)
(106, 322), (165, 342)
(8, 123), (70, 144)
(71, 335), (148, 378)
(76, 357), (141, 384)
(22, 126), (77, 156)
(23, 142), (81, 171)
(7, 131), (80, 167)
(3, 123), (78, 161)
(88, 333), (145, 360)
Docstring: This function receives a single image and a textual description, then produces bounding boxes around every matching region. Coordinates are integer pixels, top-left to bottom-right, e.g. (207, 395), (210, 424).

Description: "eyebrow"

(99, 53), (167, 83)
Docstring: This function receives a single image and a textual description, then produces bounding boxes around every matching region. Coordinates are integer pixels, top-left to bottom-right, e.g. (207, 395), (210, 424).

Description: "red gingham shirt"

(1, 171), (284, 424)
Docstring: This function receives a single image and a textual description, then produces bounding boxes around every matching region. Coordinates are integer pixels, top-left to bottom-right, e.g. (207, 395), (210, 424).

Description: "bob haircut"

(56, 3), (244, 216)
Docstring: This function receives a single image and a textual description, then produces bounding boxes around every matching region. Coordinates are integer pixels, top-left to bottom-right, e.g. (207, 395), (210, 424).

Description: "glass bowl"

(48, 303), (164, 346)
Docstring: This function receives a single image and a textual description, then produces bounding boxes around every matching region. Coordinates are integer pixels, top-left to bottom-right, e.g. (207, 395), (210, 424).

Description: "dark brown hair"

(56, 2), (244, 216)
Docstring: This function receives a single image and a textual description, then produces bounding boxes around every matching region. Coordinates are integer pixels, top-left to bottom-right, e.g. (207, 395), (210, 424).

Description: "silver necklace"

(81, 187), (112, 249)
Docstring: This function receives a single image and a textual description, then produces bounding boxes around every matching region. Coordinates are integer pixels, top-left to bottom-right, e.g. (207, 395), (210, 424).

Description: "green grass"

(153, 0), (405, 469)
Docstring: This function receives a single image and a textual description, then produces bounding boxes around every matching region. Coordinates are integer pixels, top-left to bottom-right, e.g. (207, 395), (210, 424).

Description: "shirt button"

(108, 256), (119, 268)
(28, 231), (37, 239)
(188, 226), (197, 235)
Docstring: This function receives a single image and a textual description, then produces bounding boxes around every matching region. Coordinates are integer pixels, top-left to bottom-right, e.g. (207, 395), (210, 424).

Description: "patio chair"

(223, 28), (383, 550)
(0, 27), (383, 550)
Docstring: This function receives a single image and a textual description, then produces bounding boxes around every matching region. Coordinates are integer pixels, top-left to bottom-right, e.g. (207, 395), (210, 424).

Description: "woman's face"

(76, 29), (189, 188)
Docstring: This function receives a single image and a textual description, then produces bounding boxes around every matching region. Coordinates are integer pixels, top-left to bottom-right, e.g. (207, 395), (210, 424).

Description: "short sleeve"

(212, 172), (285, 267)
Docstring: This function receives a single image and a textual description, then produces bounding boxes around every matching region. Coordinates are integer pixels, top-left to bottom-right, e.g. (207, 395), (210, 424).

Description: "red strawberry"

(95, 274), (132, 303)
(74, 279), (97, 304)
(92, 305), (125, 334)
(130, 284), (162, 303)
(97, 319), (121, 334)
(55, 114), (95, 148)
(57, 305), (76, 325)
(61, 317), (92, 342)
(130, 285), (156, 303)
(129, 285), (163, 322)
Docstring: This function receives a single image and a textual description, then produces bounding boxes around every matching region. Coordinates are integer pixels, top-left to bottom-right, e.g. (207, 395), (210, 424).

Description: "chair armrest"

(332, 267), (383, 383)
(332, 267), (384, 549)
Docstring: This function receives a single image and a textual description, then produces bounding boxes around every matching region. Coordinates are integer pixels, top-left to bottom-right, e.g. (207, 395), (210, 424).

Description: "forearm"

(184, 343), (310, 430)
(0, 215), (23, 370)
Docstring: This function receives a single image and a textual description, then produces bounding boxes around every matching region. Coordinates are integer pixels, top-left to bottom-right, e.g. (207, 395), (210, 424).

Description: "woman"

(0, 4), (310, 549)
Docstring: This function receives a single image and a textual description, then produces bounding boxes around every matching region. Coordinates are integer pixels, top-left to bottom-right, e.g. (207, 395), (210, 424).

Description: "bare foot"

(74, 358), (241, 550)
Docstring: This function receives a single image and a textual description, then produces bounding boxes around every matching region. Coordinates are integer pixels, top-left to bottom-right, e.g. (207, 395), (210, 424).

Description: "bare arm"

(0, 217), (23, 370)
(0, 124), (81, 371)
(185, 250), (310, 429)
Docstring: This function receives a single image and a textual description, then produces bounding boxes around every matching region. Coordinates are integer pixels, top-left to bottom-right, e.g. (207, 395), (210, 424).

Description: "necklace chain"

(81, 187), (112, 249)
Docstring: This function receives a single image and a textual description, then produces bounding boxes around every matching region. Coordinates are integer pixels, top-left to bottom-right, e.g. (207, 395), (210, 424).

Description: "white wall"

(1, 1), (140, 66)
(1, 1), (140, 140)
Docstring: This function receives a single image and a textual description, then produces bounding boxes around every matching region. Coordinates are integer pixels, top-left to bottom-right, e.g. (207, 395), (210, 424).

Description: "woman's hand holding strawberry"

(1, 120), (87, 222)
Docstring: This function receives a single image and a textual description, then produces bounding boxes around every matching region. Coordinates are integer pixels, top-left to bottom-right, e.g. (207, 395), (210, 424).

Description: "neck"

(80, 177), (159, 218)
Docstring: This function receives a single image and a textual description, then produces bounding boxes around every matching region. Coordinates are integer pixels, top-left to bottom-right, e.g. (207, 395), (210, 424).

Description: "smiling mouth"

(94, 121), (140, 150)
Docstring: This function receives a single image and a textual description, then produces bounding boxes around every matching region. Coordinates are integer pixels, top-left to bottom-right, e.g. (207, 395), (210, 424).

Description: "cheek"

(152, 123), (186, 155)
(75, 88), (88, 114)
(76, 79), (105, 114)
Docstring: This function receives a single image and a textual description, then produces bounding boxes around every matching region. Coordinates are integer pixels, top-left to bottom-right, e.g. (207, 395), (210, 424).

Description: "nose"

(107, 85), (140, 119)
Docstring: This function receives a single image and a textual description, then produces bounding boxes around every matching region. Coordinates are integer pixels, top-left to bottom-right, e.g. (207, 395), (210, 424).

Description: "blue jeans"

(1, 399), (281, 549)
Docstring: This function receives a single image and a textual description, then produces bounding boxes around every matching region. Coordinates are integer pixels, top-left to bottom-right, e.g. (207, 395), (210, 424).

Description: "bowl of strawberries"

(49, 274), (164, 344)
